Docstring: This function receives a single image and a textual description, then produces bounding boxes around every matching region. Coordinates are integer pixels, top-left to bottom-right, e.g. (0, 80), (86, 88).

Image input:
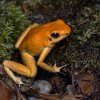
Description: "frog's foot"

(3, 65), (24, 85)
(52, 63), (66, 72)
(14, 77), (24, 85)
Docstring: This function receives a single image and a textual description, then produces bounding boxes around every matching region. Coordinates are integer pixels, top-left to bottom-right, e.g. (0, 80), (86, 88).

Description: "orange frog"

(3, 19), (71, 84)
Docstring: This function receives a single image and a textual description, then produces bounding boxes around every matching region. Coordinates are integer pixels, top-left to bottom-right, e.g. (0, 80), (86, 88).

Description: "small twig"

(14, 83), (22, 100)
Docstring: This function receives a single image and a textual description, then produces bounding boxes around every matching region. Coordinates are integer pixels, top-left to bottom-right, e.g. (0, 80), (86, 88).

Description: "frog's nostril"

(66, 33), (69, 35)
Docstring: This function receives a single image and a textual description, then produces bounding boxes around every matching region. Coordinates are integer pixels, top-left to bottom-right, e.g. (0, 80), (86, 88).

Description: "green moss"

(0, 1), (30, 60)
(64, 3), (100, 71)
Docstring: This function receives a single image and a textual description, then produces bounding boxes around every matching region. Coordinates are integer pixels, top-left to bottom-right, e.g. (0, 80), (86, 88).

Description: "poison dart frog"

(3, 19), (71, 84)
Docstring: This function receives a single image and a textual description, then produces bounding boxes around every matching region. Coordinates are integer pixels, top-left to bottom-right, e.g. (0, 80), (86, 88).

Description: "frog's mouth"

(51, 35), (67, 44)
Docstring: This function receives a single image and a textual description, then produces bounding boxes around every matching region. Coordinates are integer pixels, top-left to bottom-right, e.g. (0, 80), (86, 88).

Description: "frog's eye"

(51, 32), (60, 38)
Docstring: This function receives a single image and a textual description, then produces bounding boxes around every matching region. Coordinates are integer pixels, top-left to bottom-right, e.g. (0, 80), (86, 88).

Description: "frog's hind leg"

(20, 51), (37, 77)
(3, 52), (37, 84)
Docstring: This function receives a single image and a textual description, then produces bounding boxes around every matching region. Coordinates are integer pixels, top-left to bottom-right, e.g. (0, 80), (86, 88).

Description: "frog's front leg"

(3, 51), (37, 84)
(37, 47), (63, 72)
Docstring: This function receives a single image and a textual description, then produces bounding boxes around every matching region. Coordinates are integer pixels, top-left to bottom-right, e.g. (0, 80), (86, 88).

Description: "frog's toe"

(52, 64), (67, 73)
(15, 77), (24, 85)
(52, 66), (61, 72)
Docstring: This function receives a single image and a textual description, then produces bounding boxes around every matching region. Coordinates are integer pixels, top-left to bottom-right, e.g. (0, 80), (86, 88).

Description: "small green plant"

(64, 4), (100, 71)
(0, 1), (30, 60)
(0, 17), (14, 60)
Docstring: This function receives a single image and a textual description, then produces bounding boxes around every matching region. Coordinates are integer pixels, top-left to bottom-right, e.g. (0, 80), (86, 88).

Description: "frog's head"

(44, 19), (71, 44)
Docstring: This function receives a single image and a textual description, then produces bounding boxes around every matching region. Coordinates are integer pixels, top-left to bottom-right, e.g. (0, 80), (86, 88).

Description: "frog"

(3, 19), (71, 84)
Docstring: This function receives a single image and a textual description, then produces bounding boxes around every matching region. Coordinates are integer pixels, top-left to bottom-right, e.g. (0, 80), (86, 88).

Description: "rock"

(28, 80), (52, 100)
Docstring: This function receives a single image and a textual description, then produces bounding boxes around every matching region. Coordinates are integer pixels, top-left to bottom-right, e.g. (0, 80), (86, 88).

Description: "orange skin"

(3, 19), (71, 84)
(19, 20), (71, 56)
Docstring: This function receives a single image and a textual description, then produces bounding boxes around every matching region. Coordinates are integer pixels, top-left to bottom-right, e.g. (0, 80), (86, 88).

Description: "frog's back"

(15, 23), (39, 49)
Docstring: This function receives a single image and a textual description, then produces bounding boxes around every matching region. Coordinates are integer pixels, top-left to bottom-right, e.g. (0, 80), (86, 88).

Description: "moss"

(0, 0), (30, 60)
(64, 3), (100, 71)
